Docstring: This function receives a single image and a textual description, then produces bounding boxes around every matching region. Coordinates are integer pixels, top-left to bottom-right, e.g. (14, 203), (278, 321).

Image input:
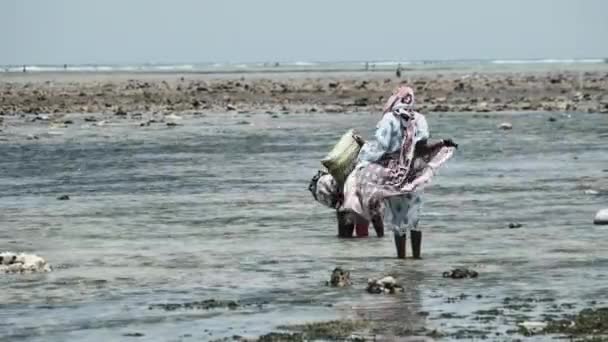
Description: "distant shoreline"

(1, 69), (607, 126)
(2, 58), (607, 76)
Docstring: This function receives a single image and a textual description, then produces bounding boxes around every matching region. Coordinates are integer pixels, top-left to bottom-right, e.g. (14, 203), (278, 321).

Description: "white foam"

(491, 58), (604, 65)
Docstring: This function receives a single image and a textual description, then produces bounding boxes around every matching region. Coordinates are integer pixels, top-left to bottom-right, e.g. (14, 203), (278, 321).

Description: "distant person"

(22, 65), (26, 73)
(396, 64), (402, 78)
(365, 62), (369, 71)
(64, 64), (68, 70)
(274, 62), (280, 67)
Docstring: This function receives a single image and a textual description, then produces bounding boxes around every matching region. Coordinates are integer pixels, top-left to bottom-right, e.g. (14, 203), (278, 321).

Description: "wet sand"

(1, 70), (608, 125)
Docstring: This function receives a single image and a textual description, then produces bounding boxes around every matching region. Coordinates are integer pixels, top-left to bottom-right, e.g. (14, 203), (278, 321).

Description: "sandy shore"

(1, 70), (607, 125)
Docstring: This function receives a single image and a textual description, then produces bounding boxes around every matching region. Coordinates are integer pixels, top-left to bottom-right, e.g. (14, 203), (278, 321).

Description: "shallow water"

(1, 112), (607, 341)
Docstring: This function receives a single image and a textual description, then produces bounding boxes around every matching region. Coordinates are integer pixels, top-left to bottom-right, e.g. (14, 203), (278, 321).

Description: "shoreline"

(1, 69), (607, 125)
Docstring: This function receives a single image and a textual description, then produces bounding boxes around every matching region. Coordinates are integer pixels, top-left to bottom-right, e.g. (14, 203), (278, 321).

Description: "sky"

(1, 0), (607, 65)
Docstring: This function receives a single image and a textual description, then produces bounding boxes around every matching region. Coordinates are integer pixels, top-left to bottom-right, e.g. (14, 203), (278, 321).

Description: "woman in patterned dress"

(347, 85), (457, 258)
(312, 86), (457, 258)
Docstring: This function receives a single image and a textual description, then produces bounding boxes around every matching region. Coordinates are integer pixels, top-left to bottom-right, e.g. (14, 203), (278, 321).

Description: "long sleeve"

(357, 114), (402, 164)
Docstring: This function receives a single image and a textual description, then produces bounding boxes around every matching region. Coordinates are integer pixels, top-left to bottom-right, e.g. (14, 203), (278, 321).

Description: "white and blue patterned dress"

(357, 112), (430, 236)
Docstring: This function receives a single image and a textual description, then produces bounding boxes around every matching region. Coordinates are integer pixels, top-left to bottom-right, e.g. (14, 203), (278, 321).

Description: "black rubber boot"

(394, 231), (406, 259)
(411, 229), (422, 259)
(336, 211), (354, 238)
(371, 216), (384, 238)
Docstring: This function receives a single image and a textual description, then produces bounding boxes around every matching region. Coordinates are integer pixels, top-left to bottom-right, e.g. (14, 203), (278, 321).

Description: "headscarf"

(382, 86), (416, 114)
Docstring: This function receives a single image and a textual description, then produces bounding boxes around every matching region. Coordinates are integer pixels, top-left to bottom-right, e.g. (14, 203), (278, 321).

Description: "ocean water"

(1, 112), (608, 341)
(1, 58), (607, 74)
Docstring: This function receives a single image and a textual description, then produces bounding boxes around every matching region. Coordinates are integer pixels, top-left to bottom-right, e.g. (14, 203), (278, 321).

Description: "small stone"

(63, 120), (74, 125)
(165, 113), (182, 121)
(324, 105), (344, 113)
(57, 194), (70, 200)
(166, 122), (178, 127)
(123, 332), (144, 337)
(498, 122), (513, 130)
(33, 114), (49, 121)
(329, 267), (351, 287)
(115, 108), (127, 116)
(84, 116), (97, 122)
(508, 222), (523, 229)
(548, 117), (557, 122)
(442, 268), (479, 279)
(354, 97), (368, 107)
(378, 276), (397, 287)
(594, 209), (608, 225)
(226, 104), (236, 111)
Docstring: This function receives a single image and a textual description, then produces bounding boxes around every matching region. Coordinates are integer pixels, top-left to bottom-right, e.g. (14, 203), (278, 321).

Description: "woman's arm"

(414, 138), (458, 158)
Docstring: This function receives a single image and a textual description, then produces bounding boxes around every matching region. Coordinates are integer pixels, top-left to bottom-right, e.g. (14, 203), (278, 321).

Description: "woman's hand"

(442, 138), (459, 149)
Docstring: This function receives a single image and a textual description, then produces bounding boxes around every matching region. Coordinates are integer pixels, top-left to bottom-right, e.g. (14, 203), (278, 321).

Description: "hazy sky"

(2, 0), (607, 65)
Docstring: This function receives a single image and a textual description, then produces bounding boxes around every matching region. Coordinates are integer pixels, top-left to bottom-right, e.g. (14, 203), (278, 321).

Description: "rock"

(442, 268), (479, 279)
(49, 123), (68, 129)
(0, 252), (51, 273)
(166, 122), (178, 127)
(84, 116), (97, 122)
(26, 134), (38, 140)
(498, 122), (513, 130)
(226, 104), (237, 111)
(63, 120), (74, 125)
(548, 117), (557, 122)
(149, 299), (240, 311)
(594, 209), (608, 225)
(57, 194), (70, 200)
(584, 189), (599, 195)
(324, 105), (344, 113)
(236, 121), (250, 125)
(115, 108), (127, 116)
(518, 321), (547, 333)
(32, 114), (49, 121)
(366, 276), (403, 294)
(508, 222), (523, 229)
(165, 113), (182, 121)
(93, 120), (106, 127)
(123, 333), (145, 337)
(328, 267), (351, 287)
(353, 97), (368, 107)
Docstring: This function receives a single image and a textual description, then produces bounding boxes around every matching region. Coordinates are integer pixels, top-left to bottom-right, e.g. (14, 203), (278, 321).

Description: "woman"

(342, 86), (457, 259)
(309, 169), (382, 238)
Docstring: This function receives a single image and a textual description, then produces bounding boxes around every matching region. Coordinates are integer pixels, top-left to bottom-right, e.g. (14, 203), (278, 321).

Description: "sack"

(321, 129), (362, 185)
